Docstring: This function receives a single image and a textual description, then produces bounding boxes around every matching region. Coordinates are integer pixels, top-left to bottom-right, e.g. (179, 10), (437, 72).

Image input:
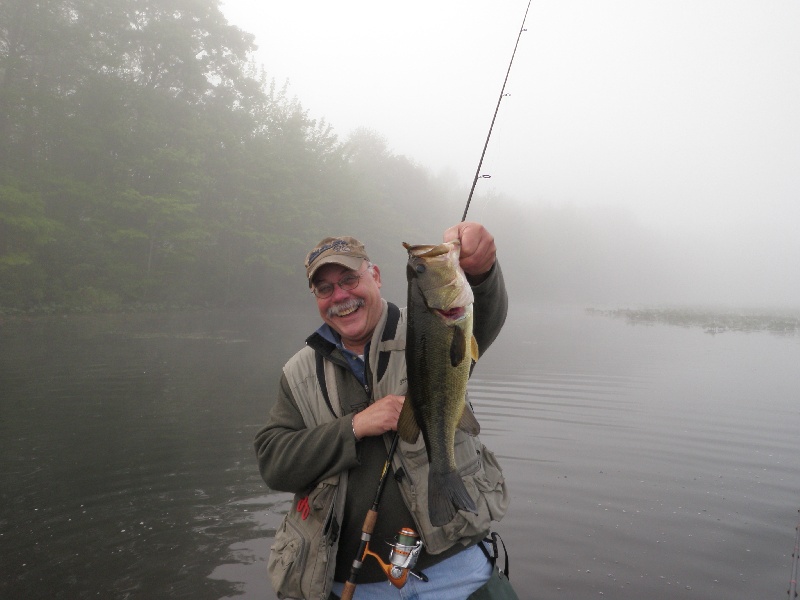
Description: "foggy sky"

(220, 1), (800, 307)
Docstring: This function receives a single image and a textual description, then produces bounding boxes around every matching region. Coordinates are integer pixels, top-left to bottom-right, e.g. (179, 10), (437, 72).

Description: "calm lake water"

(1, 303), (799, 599)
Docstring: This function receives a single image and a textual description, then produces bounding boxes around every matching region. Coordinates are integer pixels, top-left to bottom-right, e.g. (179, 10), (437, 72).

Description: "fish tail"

(427, 470), (478, 527)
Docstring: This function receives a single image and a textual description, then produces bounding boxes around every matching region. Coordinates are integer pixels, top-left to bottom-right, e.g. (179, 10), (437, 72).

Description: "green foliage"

(0, 0), (454, 312)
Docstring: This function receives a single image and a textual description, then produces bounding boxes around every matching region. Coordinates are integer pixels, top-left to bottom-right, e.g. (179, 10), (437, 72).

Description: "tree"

(0, 0), (454, 311)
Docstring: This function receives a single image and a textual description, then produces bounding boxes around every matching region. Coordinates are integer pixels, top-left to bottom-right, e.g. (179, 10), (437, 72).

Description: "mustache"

(327, 298), (364, 318)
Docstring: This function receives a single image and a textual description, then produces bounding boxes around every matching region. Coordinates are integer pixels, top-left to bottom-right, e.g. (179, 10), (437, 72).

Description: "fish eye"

(415, 264), (426, 274)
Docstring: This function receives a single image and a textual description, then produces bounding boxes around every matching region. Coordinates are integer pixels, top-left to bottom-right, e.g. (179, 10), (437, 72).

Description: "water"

(472, 306), (800, 599)
(1, 304), (798, 599)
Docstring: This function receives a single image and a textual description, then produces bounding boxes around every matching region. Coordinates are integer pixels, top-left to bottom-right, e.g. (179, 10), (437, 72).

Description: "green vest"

(268, 300), (509, 600)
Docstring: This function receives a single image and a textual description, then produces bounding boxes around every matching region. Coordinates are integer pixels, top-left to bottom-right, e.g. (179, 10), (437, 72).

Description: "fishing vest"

(268, 299), (509, 600)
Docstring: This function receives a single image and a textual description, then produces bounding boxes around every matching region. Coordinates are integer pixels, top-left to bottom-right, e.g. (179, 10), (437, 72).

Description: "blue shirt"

(315, 324), (368, 386)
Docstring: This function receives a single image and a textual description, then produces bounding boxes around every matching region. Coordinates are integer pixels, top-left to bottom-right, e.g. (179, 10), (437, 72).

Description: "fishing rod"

(462, 0), (532, 223)
(341, 8), (535, 596)
(340, 432), (426, 600)
(790, 509), (799, 598)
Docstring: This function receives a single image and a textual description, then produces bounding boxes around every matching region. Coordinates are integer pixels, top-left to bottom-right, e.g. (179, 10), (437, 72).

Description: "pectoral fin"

(397, 399), (421, 443)
(450, 326), (466, 367)
(457, 402), (481, 436)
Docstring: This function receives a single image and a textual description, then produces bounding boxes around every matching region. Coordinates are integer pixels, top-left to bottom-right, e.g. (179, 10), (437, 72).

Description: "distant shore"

(588, 306), (800, 335)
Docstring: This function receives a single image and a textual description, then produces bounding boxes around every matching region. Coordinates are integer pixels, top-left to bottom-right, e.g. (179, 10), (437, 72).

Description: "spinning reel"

(363, 527), (427, 588)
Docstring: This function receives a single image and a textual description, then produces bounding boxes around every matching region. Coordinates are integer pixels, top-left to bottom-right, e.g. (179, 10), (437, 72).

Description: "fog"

(221, 0), (800, 308)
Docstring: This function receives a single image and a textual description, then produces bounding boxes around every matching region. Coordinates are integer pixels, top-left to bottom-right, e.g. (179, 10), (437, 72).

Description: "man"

(255, 222), (510, 600)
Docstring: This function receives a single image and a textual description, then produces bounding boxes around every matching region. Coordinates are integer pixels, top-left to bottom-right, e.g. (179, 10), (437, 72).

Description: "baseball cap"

(304, 236), (369, 285)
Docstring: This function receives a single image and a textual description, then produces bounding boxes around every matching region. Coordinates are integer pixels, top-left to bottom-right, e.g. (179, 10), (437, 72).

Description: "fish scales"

(399, 241), (481, 527)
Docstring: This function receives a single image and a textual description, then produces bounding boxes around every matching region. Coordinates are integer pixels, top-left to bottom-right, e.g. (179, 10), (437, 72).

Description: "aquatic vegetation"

(587, 307), (800, 335)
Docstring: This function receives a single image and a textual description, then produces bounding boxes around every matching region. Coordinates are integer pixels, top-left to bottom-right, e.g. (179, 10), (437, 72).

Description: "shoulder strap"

(315, 352), (337, 418)
(480, 531), (511, 578)
(376, 302), (401, 382)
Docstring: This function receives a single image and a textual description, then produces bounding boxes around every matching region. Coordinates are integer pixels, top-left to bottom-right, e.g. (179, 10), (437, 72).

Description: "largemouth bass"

(398, 240), (481, 527)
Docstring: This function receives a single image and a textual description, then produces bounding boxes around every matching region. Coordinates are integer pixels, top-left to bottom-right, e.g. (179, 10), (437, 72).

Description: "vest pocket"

(473, 443), (509, 522)
(267, 478), (340, 598)
(267, 517), (307, 598)
(439, 439), (509, 542)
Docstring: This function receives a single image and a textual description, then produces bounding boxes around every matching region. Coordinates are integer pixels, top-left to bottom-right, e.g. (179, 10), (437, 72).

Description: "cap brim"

(307, 255), (365, 284)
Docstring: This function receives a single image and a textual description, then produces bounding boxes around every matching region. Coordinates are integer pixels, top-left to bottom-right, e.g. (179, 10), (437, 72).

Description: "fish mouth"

(328, 298), (364, 318)
(403, 240), (460, 258)
(435, 306), (467, 322)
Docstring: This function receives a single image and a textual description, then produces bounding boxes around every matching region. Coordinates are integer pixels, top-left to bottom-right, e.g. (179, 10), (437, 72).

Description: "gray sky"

(220, 0), (800, 306)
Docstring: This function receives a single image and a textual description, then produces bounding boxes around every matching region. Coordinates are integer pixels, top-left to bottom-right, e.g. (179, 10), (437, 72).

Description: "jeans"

(331, 544), (492, 600)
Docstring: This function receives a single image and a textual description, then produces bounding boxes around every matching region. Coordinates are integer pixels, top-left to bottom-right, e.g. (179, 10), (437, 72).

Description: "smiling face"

(312, 261), (383, 354)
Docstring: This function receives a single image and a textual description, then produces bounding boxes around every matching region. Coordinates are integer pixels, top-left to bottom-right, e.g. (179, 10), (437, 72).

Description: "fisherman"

(254, 222), (511, 600)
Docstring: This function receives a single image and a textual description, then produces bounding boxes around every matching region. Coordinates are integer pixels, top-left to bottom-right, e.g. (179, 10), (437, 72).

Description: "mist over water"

(422, 198), (800, 310)
(219, 0), (800, 313)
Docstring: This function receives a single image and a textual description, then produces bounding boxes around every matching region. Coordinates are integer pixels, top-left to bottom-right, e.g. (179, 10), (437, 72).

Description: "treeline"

(0, 0), (460, 312)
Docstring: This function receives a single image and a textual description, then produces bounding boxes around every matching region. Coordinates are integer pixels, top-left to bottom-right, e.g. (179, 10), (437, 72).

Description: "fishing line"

(462, 0), (532, 222)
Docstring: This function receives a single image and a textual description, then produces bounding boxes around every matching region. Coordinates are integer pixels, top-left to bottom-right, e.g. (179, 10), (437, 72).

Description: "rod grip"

(340, 581), (356, 600)
(363, 509), (378, 535)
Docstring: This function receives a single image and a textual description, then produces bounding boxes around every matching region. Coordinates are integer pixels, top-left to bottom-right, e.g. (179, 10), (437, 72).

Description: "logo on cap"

(306, 239), (353, 267)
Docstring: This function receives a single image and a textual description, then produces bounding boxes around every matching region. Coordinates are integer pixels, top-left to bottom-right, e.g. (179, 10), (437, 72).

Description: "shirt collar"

(315, 323), (367, 358)
(315, 323), (340, 347)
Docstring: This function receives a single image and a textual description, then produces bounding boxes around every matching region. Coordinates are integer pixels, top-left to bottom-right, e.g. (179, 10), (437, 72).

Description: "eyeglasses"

(311, 269), (366, 299)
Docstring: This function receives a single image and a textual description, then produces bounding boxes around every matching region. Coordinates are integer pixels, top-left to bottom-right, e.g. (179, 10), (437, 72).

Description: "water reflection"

(0, 310), (304, 599)
(209, 493), (292, 599)
(1, 305), (798, 599)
